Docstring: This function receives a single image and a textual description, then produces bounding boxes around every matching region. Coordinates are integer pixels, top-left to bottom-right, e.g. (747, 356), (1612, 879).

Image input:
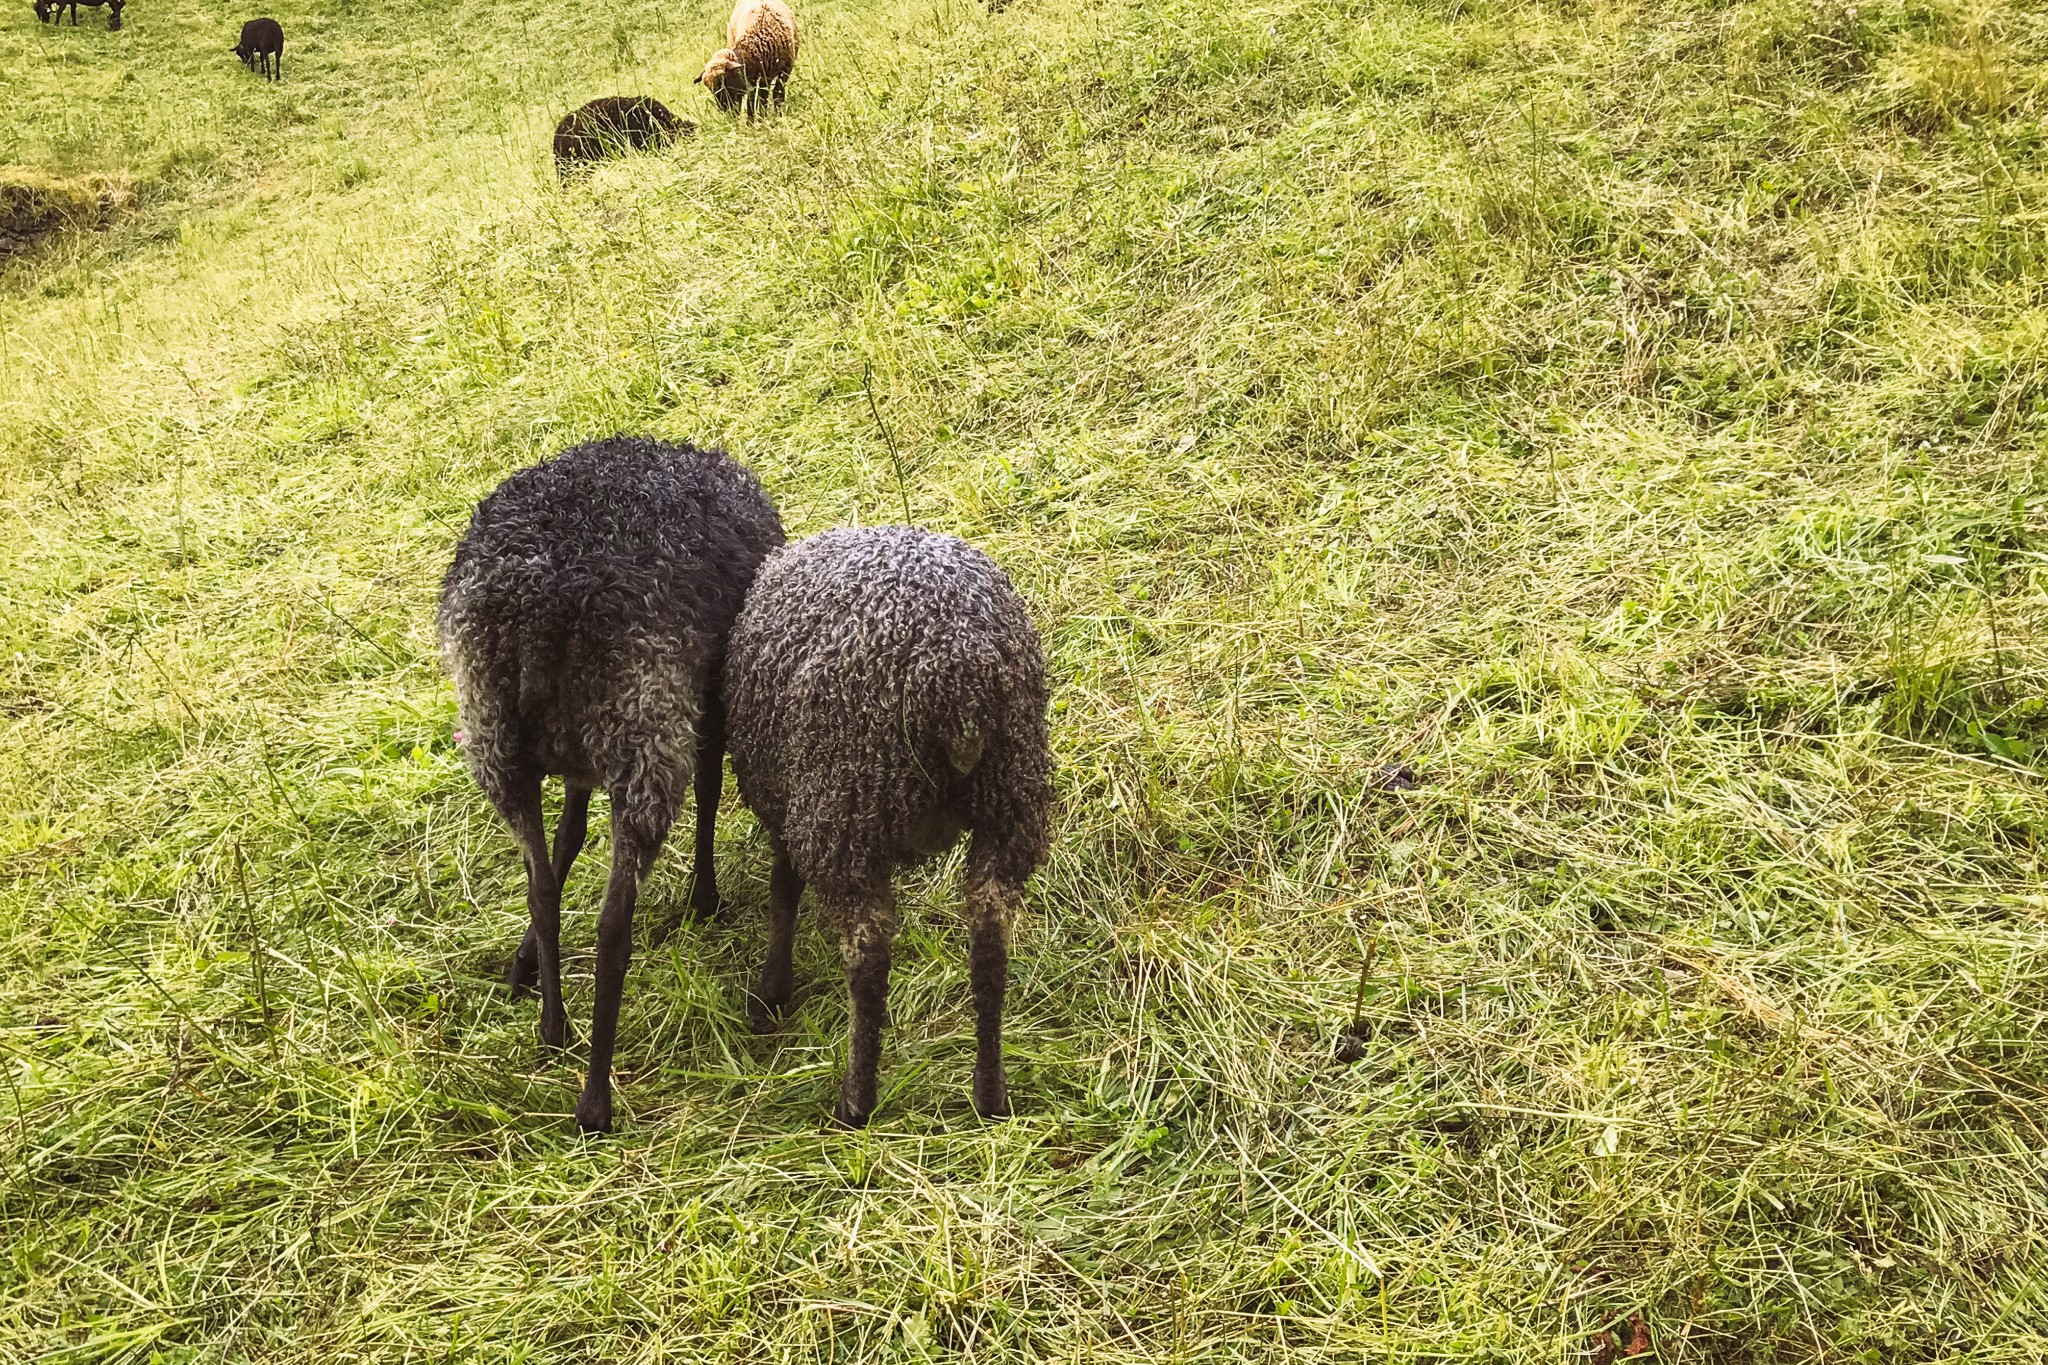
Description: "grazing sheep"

(40, 0), (124, 27)
(695, 0), (798, 118)
(233, 17), (282, 80)
(440, 436), (785, 1134)
(726, 527), (1053, 1128)
(552, 96), (693, 179)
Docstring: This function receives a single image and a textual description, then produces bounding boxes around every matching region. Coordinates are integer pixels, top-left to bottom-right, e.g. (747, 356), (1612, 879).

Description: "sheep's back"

(440, 437), (783, 782)
(726, 0), (798, 77)
(726, 527), (1049, 889)
(553, 97), (689, 168)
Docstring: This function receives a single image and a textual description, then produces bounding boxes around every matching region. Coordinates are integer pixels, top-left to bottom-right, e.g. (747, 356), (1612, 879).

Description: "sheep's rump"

(728, 0), (798, 81)
(235, 18), (282, 58)
(439, 437), (783, 825)
(725, 526), (1052, 894)
(552, 97), (692, 173)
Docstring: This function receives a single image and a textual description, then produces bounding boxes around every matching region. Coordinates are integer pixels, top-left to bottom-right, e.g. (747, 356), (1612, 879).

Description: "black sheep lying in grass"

(233, 17), (282, 80)
(552, 97), (692, 179)
(439, 436), (784, 1134)
(725, 527), (1054, 1128)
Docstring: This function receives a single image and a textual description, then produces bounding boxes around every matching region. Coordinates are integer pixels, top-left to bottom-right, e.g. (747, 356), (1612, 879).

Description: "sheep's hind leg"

(487, 768), (569, 1048)
(831, 888), (898, 1128)
(574, 797), (671, 1135)
(750, 843), (804, 1033)
(687, 692), (728, 922)
(506, 781), (592, 997)
(965, 877), (1021, 1119)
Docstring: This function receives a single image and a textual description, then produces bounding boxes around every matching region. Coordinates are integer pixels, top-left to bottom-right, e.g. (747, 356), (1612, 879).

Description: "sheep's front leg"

(575, 810), (665, 1134)
(966, 877), (1020, 1119)
(750, 843), (803, 1032)
(832, 890), (898, 1128)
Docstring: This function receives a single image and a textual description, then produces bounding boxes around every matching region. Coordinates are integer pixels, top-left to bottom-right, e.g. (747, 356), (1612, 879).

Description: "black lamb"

(725, 527), (1054, 1128)
(233, 17), (282, 80)
(552, 97), (692, 179)
(439, 436), (784, 1134)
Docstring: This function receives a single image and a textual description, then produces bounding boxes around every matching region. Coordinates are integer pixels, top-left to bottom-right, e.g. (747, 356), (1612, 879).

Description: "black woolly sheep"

(725, 527), (1053, 1128)
(233, 17), (282, 80)
(552, 97), (693, 179)
(40, 0), (124, 28)
(439, 436), (785, 1134)
(695, 0), (798, 119)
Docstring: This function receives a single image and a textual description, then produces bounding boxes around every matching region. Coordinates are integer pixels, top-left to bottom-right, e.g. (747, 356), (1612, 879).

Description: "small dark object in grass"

(1626, 1314), (1650, 1356)
(552, 97), (692, 179)
(1333, 1028), (1371, 1064)
(1372, 762), (1418, 791)
(0, 170), (123, 261)
(40, 0), (124, 28)
(439, 436), (784, 1134)
(233, 17), (283, 81)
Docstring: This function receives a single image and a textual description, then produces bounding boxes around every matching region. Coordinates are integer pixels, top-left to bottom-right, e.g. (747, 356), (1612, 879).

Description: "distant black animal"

(551, 97), (691, 178)
(439, 436), (784, 1135)
(39, 0), (125, 28)
(233, 17), (282, 80)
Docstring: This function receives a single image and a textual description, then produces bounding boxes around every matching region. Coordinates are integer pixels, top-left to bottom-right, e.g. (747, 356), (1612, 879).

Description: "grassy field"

(5, 0), (2048, 1356)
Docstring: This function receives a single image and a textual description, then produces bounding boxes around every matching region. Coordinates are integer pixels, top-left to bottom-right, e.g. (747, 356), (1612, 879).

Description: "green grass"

(5, 0), (2048, 1355)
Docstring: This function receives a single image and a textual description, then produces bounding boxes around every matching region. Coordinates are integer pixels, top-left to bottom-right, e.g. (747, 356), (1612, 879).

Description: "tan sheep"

(695, 0), (798, 118)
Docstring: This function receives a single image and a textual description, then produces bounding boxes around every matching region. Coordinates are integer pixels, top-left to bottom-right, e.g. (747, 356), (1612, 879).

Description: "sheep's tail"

(908, 636), (1007, 779)
(940, 720), (985, 777)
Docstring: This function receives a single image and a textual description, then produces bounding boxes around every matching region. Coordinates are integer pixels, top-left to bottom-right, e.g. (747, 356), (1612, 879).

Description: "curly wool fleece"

(725, 525), (1053, 1126)
(438, 435), (783, 1133)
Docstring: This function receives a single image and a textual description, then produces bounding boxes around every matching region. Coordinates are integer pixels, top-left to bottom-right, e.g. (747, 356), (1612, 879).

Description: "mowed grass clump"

(5, 0), (2048, 1356)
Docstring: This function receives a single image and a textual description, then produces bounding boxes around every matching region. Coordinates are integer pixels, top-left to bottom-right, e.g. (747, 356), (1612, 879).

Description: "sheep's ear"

(693, 71), (704, 83)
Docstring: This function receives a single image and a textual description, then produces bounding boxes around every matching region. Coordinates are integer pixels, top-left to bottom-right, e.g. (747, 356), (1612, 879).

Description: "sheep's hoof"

(574, 1090), (613, 1135)
(974, 1083), (1011, 1121)
(831, 1099), (873, 1130)
(504, 952), (538, 1000)
(688, 893), (729, 923)
(748, 999), (785, 1034)
(538, 1010), (568, 1050)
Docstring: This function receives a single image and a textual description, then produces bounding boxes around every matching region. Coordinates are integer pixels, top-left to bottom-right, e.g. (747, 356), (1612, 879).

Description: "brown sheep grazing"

(695, 0), (798, 118)
(551, 97), (693, 179)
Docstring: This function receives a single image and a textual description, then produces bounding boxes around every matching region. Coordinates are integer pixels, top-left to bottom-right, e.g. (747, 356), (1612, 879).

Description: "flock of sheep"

(36, 0), (1036, 1133)
(34, 1), (286, 78)
(553, 0), (800, 175)
(442, 440), (1053, 1133)
(508, 2), (1042, 1135)
(31, 0), (799, 132)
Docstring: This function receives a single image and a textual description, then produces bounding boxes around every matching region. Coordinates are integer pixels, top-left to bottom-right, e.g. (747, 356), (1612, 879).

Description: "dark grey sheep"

(233, 17), (282, 80)
(725, 527), (1053, 1128)
(439, 436), (784, 1134)
(552, 97), (693, 179)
